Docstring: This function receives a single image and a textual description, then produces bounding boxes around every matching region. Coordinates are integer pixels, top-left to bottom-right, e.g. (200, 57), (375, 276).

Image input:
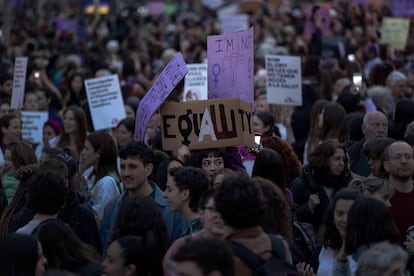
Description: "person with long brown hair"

(54, 106), (87, 159)
(81, 131), (121, 225)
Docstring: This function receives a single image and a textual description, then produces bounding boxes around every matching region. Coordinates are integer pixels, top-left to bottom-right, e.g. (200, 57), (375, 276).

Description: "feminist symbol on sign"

(212, 63), (221, 88)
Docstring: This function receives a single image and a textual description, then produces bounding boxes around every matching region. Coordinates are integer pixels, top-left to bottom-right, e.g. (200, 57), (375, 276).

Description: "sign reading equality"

(160, 98), (254, 150)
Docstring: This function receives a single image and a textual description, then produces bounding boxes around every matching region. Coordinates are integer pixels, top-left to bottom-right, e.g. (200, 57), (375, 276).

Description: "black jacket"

(9, 191), (102, 254)
(291, 166), (350, 231)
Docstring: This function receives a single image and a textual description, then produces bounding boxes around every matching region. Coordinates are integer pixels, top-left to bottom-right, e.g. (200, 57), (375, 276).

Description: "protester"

(347, 111), (389, 177)
(164, 166), (209, 236)
(54, 106), (87, 159)
(104, 235), (164, 276)
(33, 219), (104, 275)
(109, 196), (170, 269)
(215, 174), (293, 274)
(356, 241), (408, 276)
(0, 233), (47, 276)
(163, 189), (226, 275)
(291, 140), (352, 231)
(16, 171), (66, 234)
(100, 141), (185, 249)
(115, 117), (135, 150)
(80, 131), (121, 225)
(171, 238), (234, 276)
(383, 141), (414, 243)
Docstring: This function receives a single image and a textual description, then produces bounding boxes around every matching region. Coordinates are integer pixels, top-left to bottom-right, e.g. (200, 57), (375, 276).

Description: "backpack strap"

(228, 240), (265, 269)
(268, 234), (286, 260)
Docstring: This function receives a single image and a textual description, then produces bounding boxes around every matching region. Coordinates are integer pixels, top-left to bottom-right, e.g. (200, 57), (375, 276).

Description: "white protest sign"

(183, 64), (208, 102)
(84, 74), (126, 131)
(380, 17), (410, 51)
(202, 0), (224, 10)
(266, 55), (302, 106)
(11, 57), (28, 109)
(21, 111), (48, 143)
(220, 14), (249, 34)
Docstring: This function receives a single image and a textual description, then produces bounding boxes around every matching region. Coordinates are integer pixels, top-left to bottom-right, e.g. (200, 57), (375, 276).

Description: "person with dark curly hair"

(291, 139), (352, 232)
(109, 196), (169, 275)
(104, 235), (164, 276)
(16, 171), (66, 234)
(252, 177), (292, 240)
(171, 238), (234, 276)
(261, 136), (302, 186)
(164, 166), (209, 236)
(214, 174), (292, 274)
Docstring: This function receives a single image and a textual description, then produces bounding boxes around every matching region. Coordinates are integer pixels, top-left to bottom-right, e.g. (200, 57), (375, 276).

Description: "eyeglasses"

(389, 154), (413, 161)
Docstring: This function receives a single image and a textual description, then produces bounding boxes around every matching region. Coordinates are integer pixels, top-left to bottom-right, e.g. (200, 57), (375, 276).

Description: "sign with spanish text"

(160, 98), (254, 150)
(380, 17), (410, 51)
(11, 57), (28, 109)
(21, 111), (48, 144)
(134, 52), (188, 141)
(207, 28), (254, 104)
(84, 74), (126, 131)
(266, 55), (302, 106)
(220, 14), (249, 34)
(183, 64), (208, 102)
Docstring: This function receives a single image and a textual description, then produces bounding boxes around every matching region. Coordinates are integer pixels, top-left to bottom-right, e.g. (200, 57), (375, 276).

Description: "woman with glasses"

(162, 189), (226, 276)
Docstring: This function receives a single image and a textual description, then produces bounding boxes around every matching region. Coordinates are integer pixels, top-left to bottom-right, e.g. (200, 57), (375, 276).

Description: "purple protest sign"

(304, 3), (332, 40)
(207, 27), (254, 104)
(391, 0), (414, 17)
(134, 52), (188, 142)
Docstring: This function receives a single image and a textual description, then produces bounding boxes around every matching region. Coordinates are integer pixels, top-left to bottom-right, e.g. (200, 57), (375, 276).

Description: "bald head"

(362, 111), (388, 142)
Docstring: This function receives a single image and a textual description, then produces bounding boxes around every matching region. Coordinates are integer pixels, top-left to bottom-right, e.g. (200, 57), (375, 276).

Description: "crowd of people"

(0, 0), (414, 275)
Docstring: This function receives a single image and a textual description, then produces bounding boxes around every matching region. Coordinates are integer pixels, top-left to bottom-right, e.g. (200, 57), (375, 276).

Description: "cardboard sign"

(11, 57), (28, 109)
(220, 14), (250, 34)
(84, 74), (126, 131)
(266, 55), (302, 106)
(183, 64), (208, 102)
(380, 17), (410, 51)
(207, 28), (254, 104)
(21, 111), (48, 144)
(134, 52), (188, 141)
(160, 98), (254, 150)
(238, 0), (261, 13)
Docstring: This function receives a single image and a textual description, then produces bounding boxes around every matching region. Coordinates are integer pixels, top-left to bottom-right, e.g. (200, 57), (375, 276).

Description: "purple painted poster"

(207, 27), (254, 104)
(391, 0), (414, 17)
(134, 52), (188, 141)
(304, 3), (332, 40)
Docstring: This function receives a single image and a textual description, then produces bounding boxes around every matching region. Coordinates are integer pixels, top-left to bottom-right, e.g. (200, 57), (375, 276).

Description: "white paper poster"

(84, 74), (126, 131)
(11, 57), (28, 109)
(21, 111), (48, 143)
(266, 55), (302, 106)
(220, 14), (249, 34)
(183, 64), (208, 101)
